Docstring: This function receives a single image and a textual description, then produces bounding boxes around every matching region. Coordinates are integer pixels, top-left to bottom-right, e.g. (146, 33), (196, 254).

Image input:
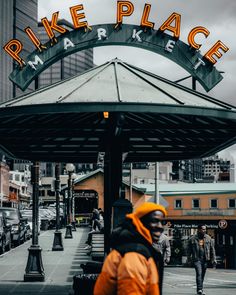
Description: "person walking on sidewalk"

(187, 224), (217, 295)
(94, 202), (167, 295)
(152, 222), (171, 265)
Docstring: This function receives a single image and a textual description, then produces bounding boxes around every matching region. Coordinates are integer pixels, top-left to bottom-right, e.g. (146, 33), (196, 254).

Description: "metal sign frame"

(9, 24), (223, 92)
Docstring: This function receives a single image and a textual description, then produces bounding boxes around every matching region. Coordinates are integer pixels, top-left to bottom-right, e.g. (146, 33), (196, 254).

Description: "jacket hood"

(126, 203), (167, 245)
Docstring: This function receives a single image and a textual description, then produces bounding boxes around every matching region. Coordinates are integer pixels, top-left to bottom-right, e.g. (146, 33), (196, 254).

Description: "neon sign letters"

(3, 1), (229, 91)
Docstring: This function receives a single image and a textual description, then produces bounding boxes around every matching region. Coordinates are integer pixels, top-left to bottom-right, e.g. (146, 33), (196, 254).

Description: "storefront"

(164, 219), (236, 269)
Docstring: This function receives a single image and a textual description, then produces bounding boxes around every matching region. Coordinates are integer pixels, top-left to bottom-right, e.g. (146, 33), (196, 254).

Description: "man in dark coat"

(187, 224), (217, 295)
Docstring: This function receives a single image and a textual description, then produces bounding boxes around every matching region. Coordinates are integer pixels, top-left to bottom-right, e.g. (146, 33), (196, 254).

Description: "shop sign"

(218, 219), (228, 229)
(168, 222), (219, 229)
(74, 192), (97, 198)
(3, 1), (229, 91)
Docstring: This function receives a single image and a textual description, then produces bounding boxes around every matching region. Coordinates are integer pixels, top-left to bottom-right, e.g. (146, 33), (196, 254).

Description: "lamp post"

(24, 162), (44, 281)
(155, 162), (160, 204)
(52, 163), (63, 251)
(71, 173), (77, 231)
(64, 163), (75, 239)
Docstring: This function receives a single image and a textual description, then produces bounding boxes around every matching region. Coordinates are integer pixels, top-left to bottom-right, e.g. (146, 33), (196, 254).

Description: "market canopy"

(1, 58), (236, 163)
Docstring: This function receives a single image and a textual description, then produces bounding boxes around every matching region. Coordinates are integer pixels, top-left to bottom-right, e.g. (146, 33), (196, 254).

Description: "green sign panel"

(9, 24), (223, 92)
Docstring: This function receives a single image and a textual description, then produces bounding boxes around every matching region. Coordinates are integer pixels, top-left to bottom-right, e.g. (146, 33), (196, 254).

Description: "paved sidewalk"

(0, 228), (90, 294)
(0, 229), (236, 294)
(164, 267), (236, 295)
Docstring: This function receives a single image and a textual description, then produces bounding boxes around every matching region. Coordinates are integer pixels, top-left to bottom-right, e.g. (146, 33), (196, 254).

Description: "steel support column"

(65, 171), (73, 239)
(71, 179), (76, 231)
(52, 163), (64, 251)
(24, 162), (45, 281)
(104, 143), (123, 254)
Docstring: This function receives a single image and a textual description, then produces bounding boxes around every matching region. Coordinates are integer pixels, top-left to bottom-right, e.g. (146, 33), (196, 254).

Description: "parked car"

(47, 206), (64, 226)
(0, 212), (12, 254)
(24, 220), (31, 240)
(20, 210), (41, 236)
(0, 207), (26, 247)
(39, 208), (54, 230)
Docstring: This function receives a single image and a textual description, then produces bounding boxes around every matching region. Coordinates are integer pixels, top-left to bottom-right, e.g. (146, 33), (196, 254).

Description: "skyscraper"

(37, 19), (94, 177)
(0, 0), (38, 103)
(38, 19), (94, 89)
(0, 4), (94, 102)
(1, 2), (94, 176)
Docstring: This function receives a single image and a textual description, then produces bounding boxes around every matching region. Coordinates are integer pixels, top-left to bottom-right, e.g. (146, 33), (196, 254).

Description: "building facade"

(123, 162), (173, 185)
(0, 0), (38, 103)
(172, 159), (203, 182)
(9, 170), (32, 207)
(0, 161), (10, 206)
(37, 19), (94, 89)
(202, 155), (230, 181)
(159, 183), (236, 269)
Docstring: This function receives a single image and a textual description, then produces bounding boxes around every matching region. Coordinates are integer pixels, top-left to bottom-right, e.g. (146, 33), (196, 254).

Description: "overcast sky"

(38, 1), (236, 159)
(38, 0), (236, 105)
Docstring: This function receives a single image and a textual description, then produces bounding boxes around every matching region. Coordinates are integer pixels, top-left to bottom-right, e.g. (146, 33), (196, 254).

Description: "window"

(39, 190), (45, 197)
(210, 199), (218, 208)
(222, 234), (225, 245)
(175, 199), (182, 208)
(192, 199), (200, 209)
(15, 174), (20, 181)
(229, 199), (236, 208)
(47, 190), (55, 197)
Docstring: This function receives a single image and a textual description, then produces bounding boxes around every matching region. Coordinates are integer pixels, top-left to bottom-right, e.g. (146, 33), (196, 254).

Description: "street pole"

(72, 190), (75, 222)
(55, 164), (60, 230)
(24, 161), (44, 281)
(52, 163), (63, 251)
(71, 176), (76, 231)
(155, 162), (160, 204)
(192, 77), (197, 91)
(130, 163), (132, 203)
(65, 163), (74, 239)
(68, 171), (72, 224)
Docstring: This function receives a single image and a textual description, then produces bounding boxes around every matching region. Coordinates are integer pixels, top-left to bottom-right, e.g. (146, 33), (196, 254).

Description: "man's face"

(141, 211), (164, 242)
(198, 226), (206, 237)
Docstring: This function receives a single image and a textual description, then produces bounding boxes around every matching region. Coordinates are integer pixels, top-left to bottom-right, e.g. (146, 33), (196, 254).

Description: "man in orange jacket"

(94, 202), (167, 295)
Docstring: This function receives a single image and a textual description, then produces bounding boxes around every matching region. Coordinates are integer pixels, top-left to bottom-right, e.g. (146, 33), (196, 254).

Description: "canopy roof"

(1, 59), (236, 162)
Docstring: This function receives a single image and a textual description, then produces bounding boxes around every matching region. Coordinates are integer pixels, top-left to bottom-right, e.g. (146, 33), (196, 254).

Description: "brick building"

(159, 183), (236, 269)
(0, 161), (10, 206)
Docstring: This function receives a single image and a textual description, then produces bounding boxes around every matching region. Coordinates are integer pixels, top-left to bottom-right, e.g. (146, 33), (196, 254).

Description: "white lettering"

(64, 38), (75, 50)
(132, 29), (143, 42)
(97, 28), (107, 40)
(194, 58), (205, 70)
(28, 55), (44, 70)
(165, 40), (176, 53)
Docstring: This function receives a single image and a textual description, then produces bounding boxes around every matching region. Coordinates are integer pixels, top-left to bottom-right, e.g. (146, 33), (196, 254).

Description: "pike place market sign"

(3, 1), (229, 91)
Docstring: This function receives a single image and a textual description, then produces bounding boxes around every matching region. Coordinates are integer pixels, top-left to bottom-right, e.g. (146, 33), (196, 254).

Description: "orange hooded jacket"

(93, 203), (167, 295)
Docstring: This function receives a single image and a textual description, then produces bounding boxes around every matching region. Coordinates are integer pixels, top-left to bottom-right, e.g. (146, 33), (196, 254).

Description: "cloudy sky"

(39, 0), (236, 158)
(38, 0), (236, 105)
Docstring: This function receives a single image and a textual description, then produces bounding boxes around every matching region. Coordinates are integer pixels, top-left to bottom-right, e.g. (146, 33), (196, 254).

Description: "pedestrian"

(152, 222), (171, 265)
(91, 208), (101, 231)
(187, 224), (217, 295)
(93, 202), (167, 295)
(98, 208), (104, 219)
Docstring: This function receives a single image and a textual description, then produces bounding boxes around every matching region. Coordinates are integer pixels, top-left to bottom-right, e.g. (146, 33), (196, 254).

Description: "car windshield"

(22, 215), (32, 222)
(0, 209), (19, 221)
